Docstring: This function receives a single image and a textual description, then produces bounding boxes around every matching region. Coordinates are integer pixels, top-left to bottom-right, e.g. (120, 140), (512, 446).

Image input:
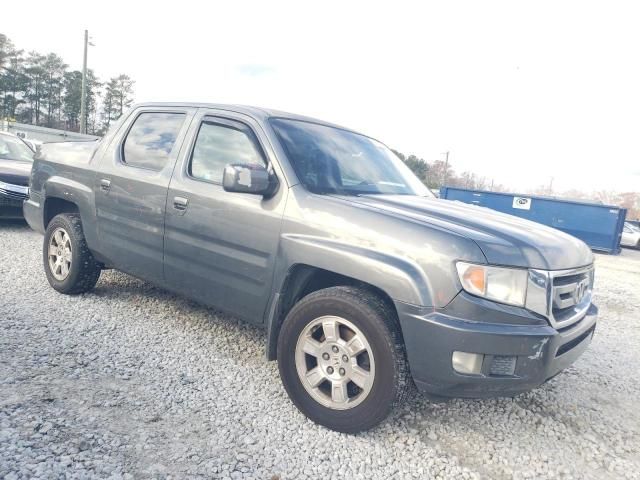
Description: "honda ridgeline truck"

(24, 103), (598, 432)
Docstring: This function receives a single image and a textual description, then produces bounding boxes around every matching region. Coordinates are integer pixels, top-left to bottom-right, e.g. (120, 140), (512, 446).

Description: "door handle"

(100, 179), (111, 191)
(173, 196), (189, 210)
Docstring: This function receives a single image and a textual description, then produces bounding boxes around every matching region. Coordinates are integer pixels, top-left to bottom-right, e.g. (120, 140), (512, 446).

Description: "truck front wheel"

(277, 286), (411, 433)
(43, 213), (101, 294)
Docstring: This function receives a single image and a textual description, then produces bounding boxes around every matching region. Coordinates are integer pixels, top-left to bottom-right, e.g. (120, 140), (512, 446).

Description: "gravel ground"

(1, 220), (639, 480)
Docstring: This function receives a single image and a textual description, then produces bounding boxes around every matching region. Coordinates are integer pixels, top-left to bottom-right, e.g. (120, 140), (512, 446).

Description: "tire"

(43, 213), (101, 294)
(277, 286), (411, 433)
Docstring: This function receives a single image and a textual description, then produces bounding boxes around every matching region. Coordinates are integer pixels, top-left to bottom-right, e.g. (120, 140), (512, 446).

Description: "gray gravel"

(1, 220), (639, 479)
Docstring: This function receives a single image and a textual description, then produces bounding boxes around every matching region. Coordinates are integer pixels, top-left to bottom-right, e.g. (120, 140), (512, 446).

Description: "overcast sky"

(4, 1), (640, 192)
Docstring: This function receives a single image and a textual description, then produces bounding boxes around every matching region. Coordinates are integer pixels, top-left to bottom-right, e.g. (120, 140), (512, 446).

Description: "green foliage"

(63, 69), (102, 133)
(393, 149), (496, 192)
(0, 33), (15, 70)
(100, 74), (135, 133)
(0, 33), (134, 134)
(392, 149), (429, 185)
(0, 35), (26, 119)
(404, 155), (429, 184)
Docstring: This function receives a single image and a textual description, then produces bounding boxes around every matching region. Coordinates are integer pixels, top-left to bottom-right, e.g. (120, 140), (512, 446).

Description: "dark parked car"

(0, 131), (34, 218)
(24, 103), (597, 432)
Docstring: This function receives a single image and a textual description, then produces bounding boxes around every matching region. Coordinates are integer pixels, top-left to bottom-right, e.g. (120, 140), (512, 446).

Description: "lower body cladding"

(397, 292), (598, 398)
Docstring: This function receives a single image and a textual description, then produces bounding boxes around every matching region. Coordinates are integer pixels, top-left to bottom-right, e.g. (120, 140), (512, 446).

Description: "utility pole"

(549, 176), (554, 194)
(80, 30), (88, 134)
(442, 151), (450, 186)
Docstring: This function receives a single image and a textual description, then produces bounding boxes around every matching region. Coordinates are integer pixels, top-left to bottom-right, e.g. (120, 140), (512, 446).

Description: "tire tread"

(43, 213), (101, 294)
(278, 285), (412, 432)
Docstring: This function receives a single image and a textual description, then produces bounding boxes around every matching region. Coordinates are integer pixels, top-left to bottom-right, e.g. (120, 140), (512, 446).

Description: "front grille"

(0, 196), (23, 208)
(0, 187), (28, 201)
(525, 264), (595, 330)
(549, 266), (594, 328)
(0, 180), (29, 202)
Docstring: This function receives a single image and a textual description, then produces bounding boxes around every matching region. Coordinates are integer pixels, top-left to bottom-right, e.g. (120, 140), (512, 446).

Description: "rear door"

(163, 109), (288, 323)
(94, 107), (195, 283)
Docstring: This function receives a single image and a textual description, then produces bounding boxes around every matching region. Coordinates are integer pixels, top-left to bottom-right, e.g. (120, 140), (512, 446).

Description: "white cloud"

(4, 0), (639, 192)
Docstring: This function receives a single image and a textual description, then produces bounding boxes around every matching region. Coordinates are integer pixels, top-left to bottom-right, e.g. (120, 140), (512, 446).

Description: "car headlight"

(455, 262), (528, 307)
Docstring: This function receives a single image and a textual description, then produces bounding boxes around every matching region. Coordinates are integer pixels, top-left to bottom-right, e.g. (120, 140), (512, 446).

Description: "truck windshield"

(0, 135), (34, 162)
(270, 118), (431, 196)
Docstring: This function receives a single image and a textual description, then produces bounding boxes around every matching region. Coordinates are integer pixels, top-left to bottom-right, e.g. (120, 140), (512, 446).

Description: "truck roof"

(133, 102), (361, 135)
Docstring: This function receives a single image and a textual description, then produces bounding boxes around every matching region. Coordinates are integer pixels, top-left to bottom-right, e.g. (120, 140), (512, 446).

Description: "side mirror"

(222, 163), (277, 196)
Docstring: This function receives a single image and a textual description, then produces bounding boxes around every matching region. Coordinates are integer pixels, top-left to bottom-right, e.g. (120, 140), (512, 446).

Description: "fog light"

(452, 351), (484, 375)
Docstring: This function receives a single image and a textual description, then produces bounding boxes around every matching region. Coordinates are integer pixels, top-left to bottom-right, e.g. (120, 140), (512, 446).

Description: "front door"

(95, 108), (194, 283)
(164, 110), (287, 323)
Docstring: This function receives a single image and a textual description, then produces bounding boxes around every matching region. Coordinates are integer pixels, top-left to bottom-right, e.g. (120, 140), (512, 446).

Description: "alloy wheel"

(48, 227), (72, 281)
(295, 315), (375, 410)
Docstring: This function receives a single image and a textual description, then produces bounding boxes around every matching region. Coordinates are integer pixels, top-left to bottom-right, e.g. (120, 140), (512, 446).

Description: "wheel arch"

(265, 262), (416, 361)
(41, 176), (100, 253)
(43, 197), (80, 228)
(264, 235), (435, 361)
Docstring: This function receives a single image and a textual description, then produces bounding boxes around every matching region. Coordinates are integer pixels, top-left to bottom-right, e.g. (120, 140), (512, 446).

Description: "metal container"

(439, 187), (627, 254)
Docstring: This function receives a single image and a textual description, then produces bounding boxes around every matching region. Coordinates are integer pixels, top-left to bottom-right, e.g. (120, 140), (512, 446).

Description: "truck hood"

(335, 194), (593, 270)
(37, 141), (98, 165)
(0, 159), (32, 186)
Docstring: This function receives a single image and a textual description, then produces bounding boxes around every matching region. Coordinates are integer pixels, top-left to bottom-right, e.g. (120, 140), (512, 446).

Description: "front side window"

(189, 120), (265, 183)
(122, 112), (186, 170)
(270, 118), (431, 196)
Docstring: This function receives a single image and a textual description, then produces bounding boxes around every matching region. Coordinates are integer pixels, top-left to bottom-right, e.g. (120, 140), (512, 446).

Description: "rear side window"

(189, 120), (265, 183)
(122, 112), (186, 170)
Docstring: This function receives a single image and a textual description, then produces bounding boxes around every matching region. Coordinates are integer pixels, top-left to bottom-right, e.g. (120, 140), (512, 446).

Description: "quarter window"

(122, 112), (186, 170)
(189, 120), (265, 183)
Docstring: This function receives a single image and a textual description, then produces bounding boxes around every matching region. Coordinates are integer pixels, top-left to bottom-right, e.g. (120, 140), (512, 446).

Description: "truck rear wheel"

(43, 213), (101, 294)
(277, 286), (410, 433)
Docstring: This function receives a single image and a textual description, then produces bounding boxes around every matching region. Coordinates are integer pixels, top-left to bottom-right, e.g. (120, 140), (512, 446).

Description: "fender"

(264, 233), (435, 360)
(43, 176), (100, 250)
(279, 234), (433, 306)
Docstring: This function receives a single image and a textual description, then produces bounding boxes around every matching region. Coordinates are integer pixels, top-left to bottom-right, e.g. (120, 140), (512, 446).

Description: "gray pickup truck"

(24, 103), (598, 432)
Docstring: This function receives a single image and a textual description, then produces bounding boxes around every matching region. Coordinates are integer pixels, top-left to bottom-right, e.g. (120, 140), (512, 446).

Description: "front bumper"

(397, 293), (597, 398)
(0, 180), (29, 218)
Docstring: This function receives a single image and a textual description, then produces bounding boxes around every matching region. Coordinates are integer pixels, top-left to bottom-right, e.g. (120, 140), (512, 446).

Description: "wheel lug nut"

(339, 368), (345, 376)
(332, 346), (339, 353)
(327, 367), (334, 374)
(342, 355), (349, 362)
(322, 353), (330, 360)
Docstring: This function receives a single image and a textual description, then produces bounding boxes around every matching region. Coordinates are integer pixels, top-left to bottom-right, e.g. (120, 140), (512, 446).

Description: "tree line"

(392, 149), (507, 193)
(394, 149), (640, 218)
(0, 33), (134, 135)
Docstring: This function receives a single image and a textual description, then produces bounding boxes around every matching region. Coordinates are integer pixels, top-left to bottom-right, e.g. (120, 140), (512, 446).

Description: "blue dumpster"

(439, 187), (627, 254)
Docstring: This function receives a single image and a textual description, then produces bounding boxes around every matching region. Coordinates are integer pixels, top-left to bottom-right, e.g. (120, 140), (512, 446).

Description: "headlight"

(455, 262), (528, 307)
